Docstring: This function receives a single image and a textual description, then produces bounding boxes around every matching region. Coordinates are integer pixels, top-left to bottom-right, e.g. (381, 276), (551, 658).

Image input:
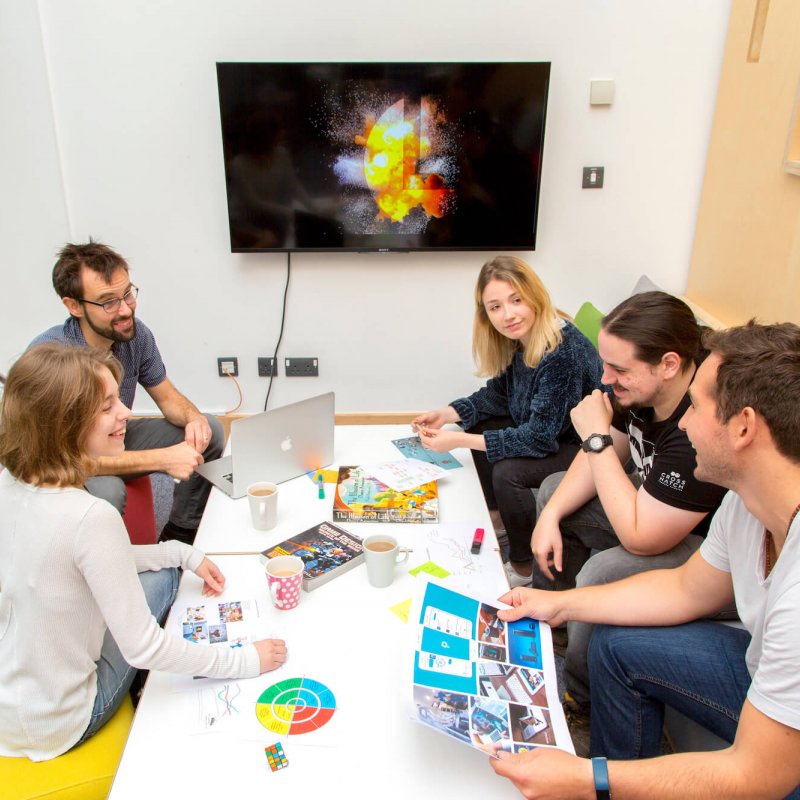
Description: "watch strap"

(592, 756), (611, 800)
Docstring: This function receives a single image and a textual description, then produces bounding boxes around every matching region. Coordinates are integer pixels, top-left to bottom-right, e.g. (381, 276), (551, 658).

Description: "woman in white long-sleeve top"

(0, 342), (287, 761)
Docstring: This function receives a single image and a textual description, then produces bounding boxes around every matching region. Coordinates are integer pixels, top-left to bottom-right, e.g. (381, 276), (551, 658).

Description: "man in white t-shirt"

(490, 321), (800, 799)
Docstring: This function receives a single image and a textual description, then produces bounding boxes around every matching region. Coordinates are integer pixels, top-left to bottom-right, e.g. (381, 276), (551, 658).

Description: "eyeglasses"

(79, 285), (139, 314)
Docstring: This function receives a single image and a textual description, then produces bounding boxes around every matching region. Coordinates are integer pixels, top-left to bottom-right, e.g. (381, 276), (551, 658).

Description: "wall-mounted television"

(216, 62), (550, 253)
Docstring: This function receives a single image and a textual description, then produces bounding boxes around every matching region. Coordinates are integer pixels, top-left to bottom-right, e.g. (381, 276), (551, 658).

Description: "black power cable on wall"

(263, 251), (291, 411)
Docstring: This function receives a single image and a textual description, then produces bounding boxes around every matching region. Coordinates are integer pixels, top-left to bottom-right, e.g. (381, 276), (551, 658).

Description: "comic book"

(260, 521), (365, 591)
(332, 465), (439, 524)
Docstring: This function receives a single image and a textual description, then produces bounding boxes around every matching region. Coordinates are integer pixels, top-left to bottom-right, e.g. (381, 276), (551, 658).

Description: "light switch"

(590, 79), (615, 106)
(582, 167), (604, 189)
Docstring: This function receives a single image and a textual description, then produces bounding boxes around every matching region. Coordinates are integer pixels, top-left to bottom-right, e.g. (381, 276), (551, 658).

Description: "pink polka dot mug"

(265, 555), (304, 610)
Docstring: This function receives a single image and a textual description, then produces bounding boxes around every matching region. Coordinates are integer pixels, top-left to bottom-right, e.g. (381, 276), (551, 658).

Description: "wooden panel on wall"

(785, 78), (800, 174)
(687, 0), (800, 326)
(214, 411), (418, 442)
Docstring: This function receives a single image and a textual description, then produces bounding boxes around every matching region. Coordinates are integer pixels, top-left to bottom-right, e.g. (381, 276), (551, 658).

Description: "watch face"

(582, 434), (610, 453)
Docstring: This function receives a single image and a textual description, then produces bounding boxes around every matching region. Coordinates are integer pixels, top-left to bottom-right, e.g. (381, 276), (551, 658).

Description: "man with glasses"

(29, 240), (223, 543)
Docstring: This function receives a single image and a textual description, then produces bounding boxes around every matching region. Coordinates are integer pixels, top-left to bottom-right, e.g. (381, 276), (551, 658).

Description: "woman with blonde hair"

(413, 256), (602, 586)
(0, 343), (286, 761)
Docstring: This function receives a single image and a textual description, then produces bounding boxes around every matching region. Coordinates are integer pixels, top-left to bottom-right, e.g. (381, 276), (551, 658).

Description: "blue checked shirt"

(29, 317), (167, 410)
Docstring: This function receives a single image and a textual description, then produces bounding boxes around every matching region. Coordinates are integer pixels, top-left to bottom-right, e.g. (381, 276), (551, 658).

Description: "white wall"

(0, 0), (71, 374)
(0, 0), (731, 414)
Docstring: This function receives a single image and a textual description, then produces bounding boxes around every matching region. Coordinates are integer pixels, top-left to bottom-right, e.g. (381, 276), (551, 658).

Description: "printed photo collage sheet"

(172, 596), (342, 748)
(175, 597), (268, 735)
(408, 580), (574, 756)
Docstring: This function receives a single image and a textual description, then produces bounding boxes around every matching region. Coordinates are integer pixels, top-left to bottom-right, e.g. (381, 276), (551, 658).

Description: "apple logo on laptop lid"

(280, 436), (293, 452)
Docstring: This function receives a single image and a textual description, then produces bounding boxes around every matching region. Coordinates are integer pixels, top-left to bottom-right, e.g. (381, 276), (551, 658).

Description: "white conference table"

(109, 425), (519, 799)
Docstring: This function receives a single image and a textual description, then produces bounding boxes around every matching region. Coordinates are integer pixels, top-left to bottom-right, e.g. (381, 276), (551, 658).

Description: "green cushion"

(573, 301), (604, 350)
(0, 696), (134, 800)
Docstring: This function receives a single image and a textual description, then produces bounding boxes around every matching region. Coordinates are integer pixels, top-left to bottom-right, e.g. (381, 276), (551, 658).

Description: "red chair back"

(122, 475), (158, 545)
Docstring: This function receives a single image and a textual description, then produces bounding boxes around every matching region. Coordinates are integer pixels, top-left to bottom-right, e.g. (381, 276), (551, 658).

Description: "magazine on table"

(260, 520), (364, 591)
(407, 580), (574, 756)
(333, 465), (439, 524)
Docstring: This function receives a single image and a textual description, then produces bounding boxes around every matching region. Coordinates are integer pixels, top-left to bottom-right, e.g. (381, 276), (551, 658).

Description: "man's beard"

(85, 313), (137, 343)
(610, 392), (644, 415)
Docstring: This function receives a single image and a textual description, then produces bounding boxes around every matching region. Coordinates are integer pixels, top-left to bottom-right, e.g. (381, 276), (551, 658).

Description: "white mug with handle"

(247, 482), (278, 530)
(363, 535), (411, 588)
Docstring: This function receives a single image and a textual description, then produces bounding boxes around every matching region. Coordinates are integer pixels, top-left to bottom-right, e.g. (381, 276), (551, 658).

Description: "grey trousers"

(532, 470), (704, 707)
(530, 470), (644, 593)
(85, 414), (224, 531)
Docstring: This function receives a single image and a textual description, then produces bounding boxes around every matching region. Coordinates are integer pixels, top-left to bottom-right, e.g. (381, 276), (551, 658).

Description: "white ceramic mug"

(265, 555), (304, 610)
(363, 535), (411, 588)
(246, 482), (278, 530)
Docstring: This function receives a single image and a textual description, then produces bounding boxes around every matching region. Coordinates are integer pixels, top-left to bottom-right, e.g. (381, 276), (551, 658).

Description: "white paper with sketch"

(418, 523), (507, 598)
(359, 459), (448, 492)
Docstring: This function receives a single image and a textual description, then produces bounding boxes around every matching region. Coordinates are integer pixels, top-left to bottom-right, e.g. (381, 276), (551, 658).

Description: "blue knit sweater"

(450, 321), (603, 462)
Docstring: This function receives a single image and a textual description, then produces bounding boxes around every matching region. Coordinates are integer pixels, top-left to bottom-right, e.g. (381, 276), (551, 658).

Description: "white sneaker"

(504, 561), (532, 588)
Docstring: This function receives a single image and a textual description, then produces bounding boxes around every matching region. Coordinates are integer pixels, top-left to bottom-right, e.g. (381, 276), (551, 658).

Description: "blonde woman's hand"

(411, 405), (459, 432)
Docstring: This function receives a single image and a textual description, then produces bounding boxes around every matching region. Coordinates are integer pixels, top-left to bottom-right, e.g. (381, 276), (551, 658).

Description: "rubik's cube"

(264, 742), (288, 772)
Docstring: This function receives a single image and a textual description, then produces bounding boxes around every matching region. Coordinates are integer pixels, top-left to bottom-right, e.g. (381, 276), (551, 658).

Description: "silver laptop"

(196, 392), (335, 498)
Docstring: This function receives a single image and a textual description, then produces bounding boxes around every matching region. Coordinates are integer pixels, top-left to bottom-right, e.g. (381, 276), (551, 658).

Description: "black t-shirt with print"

(611, 393), (727, 538)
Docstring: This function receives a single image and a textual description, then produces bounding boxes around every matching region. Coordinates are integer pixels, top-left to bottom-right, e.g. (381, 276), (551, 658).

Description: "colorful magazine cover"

(261, 521), (365, 591)
(333, 465), (439, 524)
(408, 581), (573, 756)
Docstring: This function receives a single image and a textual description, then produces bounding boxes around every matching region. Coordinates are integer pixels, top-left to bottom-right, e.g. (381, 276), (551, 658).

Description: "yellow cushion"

(0, 696), (134, 800)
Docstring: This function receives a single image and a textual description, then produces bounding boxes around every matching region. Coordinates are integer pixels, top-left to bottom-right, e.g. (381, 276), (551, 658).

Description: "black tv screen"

(216, 62), (550, 252)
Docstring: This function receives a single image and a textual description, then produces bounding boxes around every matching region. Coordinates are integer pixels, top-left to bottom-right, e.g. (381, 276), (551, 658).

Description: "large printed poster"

(408, 581), (573, 755)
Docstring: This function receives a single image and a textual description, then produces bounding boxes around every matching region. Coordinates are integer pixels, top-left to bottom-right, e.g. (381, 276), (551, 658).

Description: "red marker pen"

(471, 527), (484, 554)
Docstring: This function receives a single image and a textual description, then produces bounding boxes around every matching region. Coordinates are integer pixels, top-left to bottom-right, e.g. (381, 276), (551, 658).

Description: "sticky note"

(409, 561), (450, 579)
(390, 598), (412, 623)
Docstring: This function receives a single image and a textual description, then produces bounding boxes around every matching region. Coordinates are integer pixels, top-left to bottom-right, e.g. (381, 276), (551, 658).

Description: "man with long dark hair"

(531, 291), (728, 710)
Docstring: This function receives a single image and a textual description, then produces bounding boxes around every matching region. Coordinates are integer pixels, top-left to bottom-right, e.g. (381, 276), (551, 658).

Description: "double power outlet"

(218, 357), (318, 378)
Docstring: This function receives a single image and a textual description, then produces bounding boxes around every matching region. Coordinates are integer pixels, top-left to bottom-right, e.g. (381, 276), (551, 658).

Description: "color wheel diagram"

(255, 677), (336, 735)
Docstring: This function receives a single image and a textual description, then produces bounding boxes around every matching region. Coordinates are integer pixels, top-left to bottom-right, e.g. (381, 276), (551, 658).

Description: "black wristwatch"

(581, 433), (613, 453)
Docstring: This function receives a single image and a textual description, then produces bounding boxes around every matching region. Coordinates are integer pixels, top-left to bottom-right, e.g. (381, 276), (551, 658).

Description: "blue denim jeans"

(565, 535), (704, 706)
(76, 568), (180, 745)
(588, 621), (800, 799)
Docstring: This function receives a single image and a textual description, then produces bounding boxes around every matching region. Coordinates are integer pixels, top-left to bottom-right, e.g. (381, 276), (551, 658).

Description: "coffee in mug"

(366, 540), (395, 552)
